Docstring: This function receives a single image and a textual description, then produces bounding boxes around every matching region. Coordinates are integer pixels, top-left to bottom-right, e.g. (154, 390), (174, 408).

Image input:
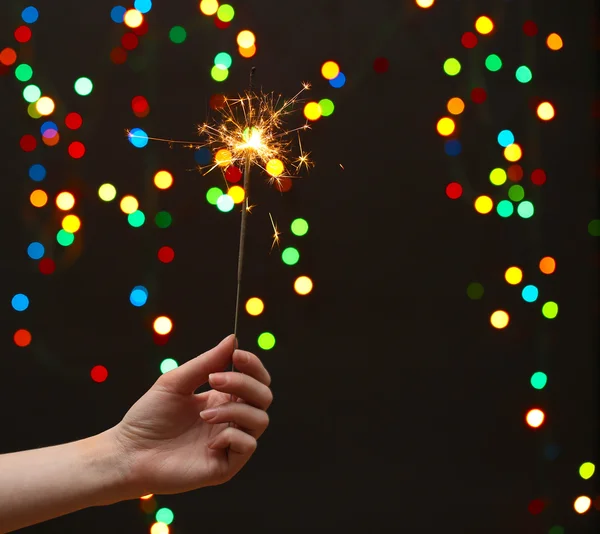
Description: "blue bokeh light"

(134, 0), (152, 13)
(12, 294), (30, 312)
(110, 6), (126, 23)
(444, 139), (462, 156)
(497, 130), (515, 148)
(329, 72), (346, 88)
(130, 286), (148, 307)
(128, 128), (149, 148)
(29, 164), (46, 182)
(194, 147), (212, 165)
(22, 6), (39, 24)
(522, 285), (539, 303)
(27, 242), (45, 260)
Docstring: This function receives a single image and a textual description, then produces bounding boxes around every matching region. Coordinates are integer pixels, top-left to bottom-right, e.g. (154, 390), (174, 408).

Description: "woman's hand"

(111, 335), (273, 498)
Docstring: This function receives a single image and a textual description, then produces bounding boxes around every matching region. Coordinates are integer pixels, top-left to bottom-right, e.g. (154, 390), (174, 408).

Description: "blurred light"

(111, 6), (127, 23)
(516, 66), (532, 83)
(246, 298), (264, 316)
(530, 372), (547, 390)
(239, 44), (256, 58)
(294, 276), (313, 295)
(415, 0), (435, 7)
(372, 56), (389, 73)
(523, 20), (538, 36)
(436, 117), (455, 136)
(206, 187), (223, 205)
(216, 194), (234, 212)
(214, 52), (232, 69)
(490, 168), (507, 185)
(158, 246), (175, 263)
(160, 359), (178, 374)
(443, 58), (461, 76)
(539, 257), (556, 275)
(15, 26), (32, 44)
(134, 0), (152, 13)
(574, 496), (591, 514)
(228, 186), (245, 204)
(56, 192), (75, 211)
(57, 229), (75, 247)
(15, 63), (33, 82)
(282, 247), (300, 266)
(91, 365), (108, 383)
(517, 201), (534, 218)
(217, 4), (235, 22)
(266, 159), (284, 177)
(485, 54), (502, 71)
(542, 302), (558, 319)
(68, 141), (86, 159)
(474, 196), (493, 214)
(321, 61), (340, 80)
(579, 463), (595, 480)
(531, 169), (547, 186)
(30, 189), (48, 208)
(156, 508), (174, 525)
(496, 200), (514, 218)
(215, 149), (232, 167)
(526, 408), (545, 428)
(65, 112), (83, 130)
(120, 195), (139, 214)
(35, 97), (55, 116)
(155, 211), (173, 229)
(467, 282), (484, 300)
(124, 9), (143, 28)
(319, 98), (335, 117)
(547, 33), (563, 51)
(130, 286), (148, 307)
(508, 185), (525, 202)
(490, 310), (509, 329)
(444, 140), (461, 156)
(475, 16), (494, 35)
(304, 102), (322, 121)
(150, 522), (169, 534)
(99, 183), (117, 201)
(22, 6), (39, 23)
(153, 316), (173, 335)
(27, 242), (45, 260)
(74, 77), (93, 96)
(588, 220), (600, 236)
(195, 147), (212, 164)
(29, 164), (46, 182)
(169, 26), (187, 44)
(505, 267), (523, 285)
(447, 97), (465, 115)
(522, 285), (539, 303)
(14, 329), (32, 347)
(200, 0), (219, 16)
(507, 165), (523, 182)
(0, 47), (17, 66)
(154, 170), (174, 190)
(12, 293), (29, 312)
(537, 102), (555, 121)
(461, 32), (478, 48)
(291, 218), (309, 236)
(23, 84), (41, 103)
(504, 143), (522, 162)
(237, 30), (256, 48)
(497, 130), (514, 148)
(258, 332), (276, 350)
(62, 214), (81, 233)
(329, 72), (346, 88)
(445, 182), (462, 199)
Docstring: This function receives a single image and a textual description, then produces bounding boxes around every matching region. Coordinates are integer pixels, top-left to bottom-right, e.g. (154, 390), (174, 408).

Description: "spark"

(269, 212), (281, 252)
(246, 203), (257, 213)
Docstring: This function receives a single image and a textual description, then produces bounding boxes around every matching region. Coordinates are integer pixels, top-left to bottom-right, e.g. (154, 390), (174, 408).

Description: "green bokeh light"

(282, 247), (300, 266)
(291, 218), (309, 236)
(217, 4), (235, 22)
(497, 200), (514, 218)
(508, 185), (525, 202)
(155, 507), (175, 525)
(516, 66), (532, 83)
(15, 64), (33, 82)
(57, 229), (75, 247)
(160, 359), (178, 375)
(485, 54), (502, 72)
(549, 527), (564, 534)
(530, 372), (547, 390)
(319, 98), (335, 117)
(467, 282), (484, 300)
(443, 58), (461, 76)
(542, 301), (558, 319)
(74, 77), (93, 96)
(169, 26), (187, 44)
(588, 220), (600, 236)
(211, 65), (229, 82)
(489, 168), (507, 186)
(214, 52), (232, 69)
(155, 211), (172, 228)
(206, 187), (223, 205)
(579, 462), (595, 480)
(517, 201), (534, 219)
(23, 84), (41, 103)
(258, 332), (276, 350)
(128, 210), (145, 228)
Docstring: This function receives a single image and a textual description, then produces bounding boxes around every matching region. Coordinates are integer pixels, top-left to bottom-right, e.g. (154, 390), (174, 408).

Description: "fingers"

(232, 350), (271, 387)
(207, 427), (257, 479)
(200, 401), (269, 439)
(157, 335), (235, 395)
(209, 369), (273, 411)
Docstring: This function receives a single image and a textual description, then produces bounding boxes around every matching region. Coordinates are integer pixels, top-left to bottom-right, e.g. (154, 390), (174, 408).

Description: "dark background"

(0, 0), (597, 532)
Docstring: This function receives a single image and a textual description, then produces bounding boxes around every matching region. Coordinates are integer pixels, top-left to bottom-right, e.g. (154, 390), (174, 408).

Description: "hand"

(111, 335), (273, 498)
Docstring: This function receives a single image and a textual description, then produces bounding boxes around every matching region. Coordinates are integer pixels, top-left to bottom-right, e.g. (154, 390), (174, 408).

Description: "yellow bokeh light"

(35, 96), (55, 116)
(266, 159), (284, 177)
(294, 276), (313, 296)
(215, 148), (232, 167)
(56, 192), (76, 211)
(239, 45), (256, 58)
(150, 522), (170, 534)
(475, 16), (494, 35)
(124, 9), (143, 28)
(415, 0), (435, 7)
(574, 496), (592, 514)
(154, 170), (174, 190)
(447, 97), (465, 115)
(153, 316), (173, 336)
(140, 494), (154, 500)
(537, 102), (555, 121)
(526, 408), (545, 428)
(474, 195), (493, 214)
(237, 30), (256, 48)
(200, 0), (219, 16)
(321, 61), (340, 80)
(62, 214), (81, 233)
(505, 267), (523, 285)
(228, 185), (245, 204)
(30, 189), (48, 208)
(304, 102), (322, 121)
(246, 297), (265, 316)
(120, 195), (139, 215)
(504, 143), (522, 162)
(436, 117), (455, 136)
(490, 310), (510, 329)
(98, 183), (117, 202)
(547, 33), (563, 51)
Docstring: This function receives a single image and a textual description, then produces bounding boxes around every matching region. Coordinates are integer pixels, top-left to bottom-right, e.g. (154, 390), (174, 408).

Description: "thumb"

(158, 334), (235, 395)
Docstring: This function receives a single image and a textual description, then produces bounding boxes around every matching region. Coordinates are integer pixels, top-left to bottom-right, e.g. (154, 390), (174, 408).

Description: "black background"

(0, 0), (597, 532)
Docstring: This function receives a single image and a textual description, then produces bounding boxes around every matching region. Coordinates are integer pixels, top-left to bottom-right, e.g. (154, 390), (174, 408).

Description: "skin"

(0, 335), (272, 533)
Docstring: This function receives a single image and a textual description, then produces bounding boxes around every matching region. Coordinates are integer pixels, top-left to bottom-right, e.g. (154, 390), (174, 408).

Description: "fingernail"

(200, 408), (218, 420)
(209, 373), (226, 386)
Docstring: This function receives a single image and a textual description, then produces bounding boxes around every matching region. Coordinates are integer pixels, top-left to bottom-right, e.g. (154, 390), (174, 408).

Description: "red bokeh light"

(14, 329), (32, 347)
(68, 141), (86, 159)
(132, 96), (149, 113)
(158, 246), (175, 264)
(446, 182), (463, 199)
(214, 17), (230, 29)
(507, 165), (523, 182)
(39, 258), (55, 275)
(65, 112), (83, 130)
(132, 19), (149, 36)
(14, 26), (32, 43)
(153, 332), (170, 346)
(110, 47), (127, 64)
(471, 88), (487, 104)
(210, 94), (226, 110)
(274, 177), (293, 193)
(528, 499), (545, 515)
(531, 169), (547, 185)
(122, 33), (139, 50)
(523, 21), (538, 36)
(226, 166), (242, 183)
(373, 57), (389, 73)
(461, 32), (478, 48)
(20, 135), (37, 152)
(91, 365), (109, 383)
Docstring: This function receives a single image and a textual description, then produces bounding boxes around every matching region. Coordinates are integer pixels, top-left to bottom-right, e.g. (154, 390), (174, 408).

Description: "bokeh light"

(436, 117), (455, 136)
(467, 283), (484, 300)
(516, 66), (533, 83)
(443, 58), (461, 76)
(517, 201), (534, 219)
(237, 30), (255, 48)
(258, 332), (276, 350)
(158, 246), (175, 263)
(169, 26), (187, 44)
(11, 293), (29, 312)
(537, 102), (555, 121)
(579, 462), (595, 480)
(522, 285), (539, 303)
(91, 365), (109, 383)
(160, 359), (178, 374)
(153, 316), (173, 336)
(200, 0), (219, 16)
(55, 192), (75, 211)
(304, 102), (322, 121)
(485, 54), (502, 72)
(497, 130), (514, 148)
(128, 128), (149, 148)
(216, 194), (234, 212)
(150, 522), (169, 534)
(497, 200), (514, 218)
(574, 496), (591, 514)
(214, 52), (232, 69)
(490, 310), (509, 329)
(530, 372), (547, 390)
(504, 144), (522, 162)
(474, 196), (493, 215)
(22, 6), (39, 23)
(130, 286), (149, 307)
(505, 267), (523, 285)
(294, 276), (313, 295)
(74, 77), (93, 96)
(526, 408), (545, 428)
(215, 149), (232, 167)
(128, 210), (145, 228)
(415, 0), (435, 7)
(228, 186), (245, 204)
(27, 242), (45, 260)
(246, 297), (264, 316)
(62, 214), (81, 233)
(23, 84), (41, 103)
(15, 63), (33, 82)
(211, 65), (229, 82)
(447, 97), (465, 115)
(547, 33), (563, 51)
(30, 189), (48, 208)
(291, 218), (309, 236)
(508, 185), (525, 202)
(154, 170), (174, 190)
(57, 229), (75, 247)
(446, 182), (462, 199)
(266, 159), (285, 177)
(239, 44), (257, 58)
(319, 98), (335, 117)
(588, 220), (600, 236)
(329, 72), (346, 88)
(35, 96), (55, 116)
(120, 195), (139, 214)
(282, 247), (300, 266)
(206, 187), (222, 205)
(217, 4), (235, 22)
(321, 61), (340, 80)
(539, 257), (556, 275)
(156, 508), (174, 525)
(14, 329), (32, 347)
(542, 301), (558, 319)
(490, 168), (507, 185)
(475, 16), (494, 35)
(99, 183), (117, 202)
(124, 9), (143, 28)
